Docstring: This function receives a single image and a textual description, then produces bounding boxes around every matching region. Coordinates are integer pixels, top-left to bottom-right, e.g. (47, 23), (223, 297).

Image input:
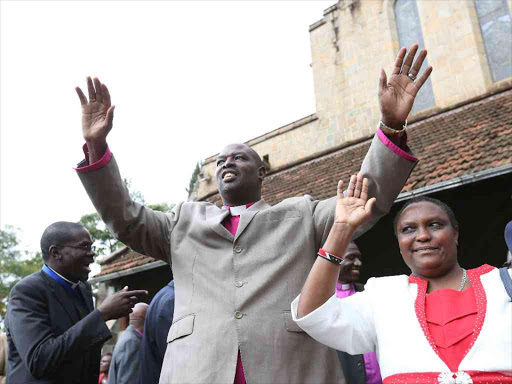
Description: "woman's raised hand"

(335, 173), (376, 231)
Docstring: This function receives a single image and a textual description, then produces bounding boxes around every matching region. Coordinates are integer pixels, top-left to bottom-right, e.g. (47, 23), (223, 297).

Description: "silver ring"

(407, 73), (417, 81)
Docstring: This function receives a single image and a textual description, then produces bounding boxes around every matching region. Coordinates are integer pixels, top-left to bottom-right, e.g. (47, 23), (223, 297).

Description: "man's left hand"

(378, 43), (433, 129)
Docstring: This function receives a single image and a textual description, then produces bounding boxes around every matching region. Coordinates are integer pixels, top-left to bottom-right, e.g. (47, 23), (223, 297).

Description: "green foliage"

(79, 213), (123, 256)
(187, 162), (202, 193)
(147, 203), (175, 213)
(0, 226), (43, 330)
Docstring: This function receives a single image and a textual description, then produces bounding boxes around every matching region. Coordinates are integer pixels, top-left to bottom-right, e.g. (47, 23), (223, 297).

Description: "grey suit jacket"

(78, 134), (416, 384)
(108, 325), (142, 384)
(5, 271), (111, 384)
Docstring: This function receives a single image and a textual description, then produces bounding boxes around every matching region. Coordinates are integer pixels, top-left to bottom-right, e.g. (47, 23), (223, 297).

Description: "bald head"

(220, 144), (263, 167)
(129, 302), (148, 330)
(344, 241), (361, 259)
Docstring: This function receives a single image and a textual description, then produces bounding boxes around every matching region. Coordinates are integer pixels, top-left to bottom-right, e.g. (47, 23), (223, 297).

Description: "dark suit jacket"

(5, 271), (111, 384)
(336, 283), (367, 384)
(138, 281), (175, 384)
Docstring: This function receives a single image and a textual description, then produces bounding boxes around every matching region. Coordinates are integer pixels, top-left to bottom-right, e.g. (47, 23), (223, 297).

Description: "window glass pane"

(394, 0), (435, 113)
(475, 0), (512, 82)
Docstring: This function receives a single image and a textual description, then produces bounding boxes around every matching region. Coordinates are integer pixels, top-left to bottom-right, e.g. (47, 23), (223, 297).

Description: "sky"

(0, 0), (334, 254)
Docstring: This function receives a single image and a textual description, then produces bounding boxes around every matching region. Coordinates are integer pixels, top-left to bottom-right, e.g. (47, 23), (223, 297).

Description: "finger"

(392, 48), (406, 75)
(400, 44), (418, 75)
(102, 84), (111, 107)
(409, 49), (427, 77)
(414, 66), (433, 92)
(123, 289), (148, 297)
(360, 177), (369, 202)
(346, 175), (357, 197)
(337, 180), (344, 199)
(106, 106), (115, 129)
(378, 68), (387, 94)
(353, 173), (363, 198)
(365, 197), (377, 215)
(87, 76), (96, 102)
(75, 87), (87, 106)
(122, 286), (129, 291)
(93, 77), (103, 103)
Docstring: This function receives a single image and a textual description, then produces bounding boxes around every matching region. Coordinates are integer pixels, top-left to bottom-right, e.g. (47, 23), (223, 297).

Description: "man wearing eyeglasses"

(5, 221), (148, 384)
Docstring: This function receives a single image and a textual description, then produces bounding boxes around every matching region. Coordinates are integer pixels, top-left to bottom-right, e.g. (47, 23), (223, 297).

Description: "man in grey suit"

(74, 45), (431, 383)
(108, 303), (148, 384)
(5, 222), (148, 384)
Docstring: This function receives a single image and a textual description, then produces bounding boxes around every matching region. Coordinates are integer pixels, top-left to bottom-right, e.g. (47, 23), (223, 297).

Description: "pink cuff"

(377, 129), (417, 163)
(74, 143), (113, 173)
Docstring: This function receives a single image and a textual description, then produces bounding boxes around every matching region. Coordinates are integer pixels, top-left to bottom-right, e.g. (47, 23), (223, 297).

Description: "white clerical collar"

(341, 283), (352, 290)
(229, 204), (248, 216)
(46, 264), (80, 289)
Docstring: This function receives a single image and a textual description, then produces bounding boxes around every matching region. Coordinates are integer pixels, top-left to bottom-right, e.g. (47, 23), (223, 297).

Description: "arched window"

(475, 0), (512, 82)
(394, 0), (435, 114)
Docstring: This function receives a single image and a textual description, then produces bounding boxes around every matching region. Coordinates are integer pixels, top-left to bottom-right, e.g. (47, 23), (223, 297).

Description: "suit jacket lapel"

(205, 205), (233, 242)
(79, 282), (94, 313)
(41, 272), (81, 324)
(235, 199), (270, 241)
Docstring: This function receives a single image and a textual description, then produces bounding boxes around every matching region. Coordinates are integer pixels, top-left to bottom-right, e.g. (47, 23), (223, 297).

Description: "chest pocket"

(167, 314), (195, 343)
(266, 210), (302, 221)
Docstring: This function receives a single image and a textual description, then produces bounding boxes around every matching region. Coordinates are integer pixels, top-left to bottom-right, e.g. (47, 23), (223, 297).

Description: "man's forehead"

(344, 242), (361, 257)
(73, 228), (92, 242)
(218, 143), (251, 157)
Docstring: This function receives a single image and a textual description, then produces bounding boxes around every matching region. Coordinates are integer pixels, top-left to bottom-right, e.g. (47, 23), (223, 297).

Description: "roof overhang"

(396, 163), (512, 202)
(89, 260), (167, 283)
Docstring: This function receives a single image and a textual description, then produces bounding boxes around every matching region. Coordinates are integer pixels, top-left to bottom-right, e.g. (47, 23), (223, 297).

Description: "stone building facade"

(194, 0), (512, 202)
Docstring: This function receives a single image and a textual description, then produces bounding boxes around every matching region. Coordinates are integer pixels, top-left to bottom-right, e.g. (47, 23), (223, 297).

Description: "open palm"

(76, 77), (115, 143)
(379, 44), (432, 126)
(335, 174), (376, 230)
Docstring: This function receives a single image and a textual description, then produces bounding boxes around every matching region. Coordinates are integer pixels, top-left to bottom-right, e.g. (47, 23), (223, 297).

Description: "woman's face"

(100, 354), (112, 373)
(396, 201), (459, 278)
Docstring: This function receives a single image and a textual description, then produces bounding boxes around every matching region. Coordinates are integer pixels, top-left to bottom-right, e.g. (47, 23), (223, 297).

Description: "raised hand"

(334, 173), (376, 231)
(378, 44), (433, 128)
(75, 77), (114, 162)
(97, 286), (148, 321)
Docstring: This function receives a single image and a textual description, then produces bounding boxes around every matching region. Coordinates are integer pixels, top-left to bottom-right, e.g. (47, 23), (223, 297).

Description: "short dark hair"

(393, 196), (459, 236)
(40, 221), (86, 261)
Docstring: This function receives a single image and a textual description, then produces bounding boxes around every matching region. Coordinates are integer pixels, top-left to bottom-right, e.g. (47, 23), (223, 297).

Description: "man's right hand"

(97, 287), (148, 321)
(75, 77), (114, 163)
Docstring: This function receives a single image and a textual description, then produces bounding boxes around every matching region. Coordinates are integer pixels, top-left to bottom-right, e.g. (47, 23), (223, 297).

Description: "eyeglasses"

(54, 244), (94, 252)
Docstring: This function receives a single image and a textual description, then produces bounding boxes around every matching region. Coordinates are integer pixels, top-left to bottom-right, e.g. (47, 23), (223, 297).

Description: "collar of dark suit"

(43, 264), (80, 289)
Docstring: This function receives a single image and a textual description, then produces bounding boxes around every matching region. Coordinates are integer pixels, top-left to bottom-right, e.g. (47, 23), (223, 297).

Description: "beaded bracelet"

(317, 248), (344, 265)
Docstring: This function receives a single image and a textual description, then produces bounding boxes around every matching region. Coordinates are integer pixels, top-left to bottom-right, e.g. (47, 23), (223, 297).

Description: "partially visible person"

(5, 221), (147, 384)
(98, 352), (112, 384)
(0, 333), (7, 384)
(336, 242), (382, 384)
(138, 281), (175, 384)
(505, 221), (512, 268)
(108, 303), (149, 384)
(293, 178), (512, 383)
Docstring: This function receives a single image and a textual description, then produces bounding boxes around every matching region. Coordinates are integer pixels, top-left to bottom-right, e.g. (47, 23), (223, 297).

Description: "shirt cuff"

(74, 143), (113, 173)
(377, 128), (417, 163)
